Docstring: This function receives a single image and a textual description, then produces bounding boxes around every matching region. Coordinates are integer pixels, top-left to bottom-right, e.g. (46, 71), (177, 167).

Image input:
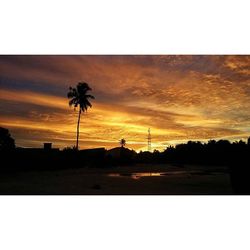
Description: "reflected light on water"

(108, 172), (164, 180)
(107, 170), (217, 180)
(131, 172), (162, 180)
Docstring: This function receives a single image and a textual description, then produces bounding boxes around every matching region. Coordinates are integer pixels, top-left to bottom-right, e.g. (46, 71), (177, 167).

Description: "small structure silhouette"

(44, 143), (52, 150)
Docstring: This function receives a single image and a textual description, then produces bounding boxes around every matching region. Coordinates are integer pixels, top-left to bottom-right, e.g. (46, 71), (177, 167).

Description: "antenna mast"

(147, 128), (151, 152)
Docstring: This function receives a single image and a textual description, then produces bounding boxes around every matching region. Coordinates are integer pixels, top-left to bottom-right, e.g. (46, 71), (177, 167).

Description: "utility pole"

(147, 128), (151, 152)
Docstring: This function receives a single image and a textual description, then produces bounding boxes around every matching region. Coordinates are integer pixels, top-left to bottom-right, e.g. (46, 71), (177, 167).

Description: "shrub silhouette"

(0, 127), (15, 150)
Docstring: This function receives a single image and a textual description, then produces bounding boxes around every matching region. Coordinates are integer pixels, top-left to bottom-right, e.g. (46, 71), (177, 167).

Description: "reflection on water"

(107, 170), (217, 179)
(108, 172), (170, 180)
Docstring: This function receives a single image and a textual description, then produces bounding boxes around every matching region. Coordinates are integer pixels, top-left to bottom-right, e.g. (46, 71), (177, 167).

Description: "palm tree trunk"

(76, 109), (81, 150)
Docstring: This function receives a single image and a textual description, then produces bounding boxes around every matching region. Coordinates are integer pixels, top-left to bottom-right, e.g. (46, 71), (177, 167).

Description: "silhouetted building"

(79, 147), (105, 157)
(44, 143), (52, 150)
(106, 147), (122, 158)
(79, 148), (106, 166)
(106, 147), (136, 163)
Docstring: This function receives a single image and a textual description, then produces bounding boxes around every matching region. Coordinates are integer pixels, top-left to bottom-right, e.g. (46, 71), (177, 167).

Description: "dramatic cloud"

(0, 55), (249, 151)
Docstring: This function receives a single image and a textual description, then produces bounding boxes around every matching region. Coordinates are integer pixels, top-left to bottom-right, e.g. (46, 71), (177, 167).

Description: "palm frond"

(86, 94), (95, 99)
(69, 97), (78, 107)
(85, 99), (92, 108)
(67, 81), (94, 112)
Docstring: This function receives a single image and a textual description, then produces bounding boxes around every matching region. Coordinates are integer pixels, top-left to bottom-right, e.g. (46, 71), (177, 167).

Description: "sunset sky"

(0, 55), (250, 151)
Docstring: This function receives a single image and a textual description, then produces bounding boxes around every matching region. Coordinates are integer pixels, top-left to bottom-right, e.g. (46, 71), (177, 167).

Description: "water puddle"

(108, 171), (186, 180)
(107, 170), (216, 179)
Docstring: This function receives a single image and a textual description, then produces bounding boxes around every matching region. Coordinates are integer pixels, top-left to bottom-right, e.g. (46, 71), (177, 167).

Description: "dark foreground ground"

(0, 164), (233, 195)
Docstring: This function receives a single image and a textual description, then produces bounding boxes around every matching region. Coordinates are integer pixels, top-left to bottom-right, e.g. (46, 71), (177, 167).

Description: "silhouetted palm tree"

(120, 138), (126, 147)
(67, 82), (95, 150)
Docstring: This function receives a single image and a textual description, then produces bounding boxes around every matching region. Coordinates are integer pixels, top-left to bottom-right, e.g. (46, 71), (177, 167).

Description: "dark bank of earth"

(0, 164), (233, 195)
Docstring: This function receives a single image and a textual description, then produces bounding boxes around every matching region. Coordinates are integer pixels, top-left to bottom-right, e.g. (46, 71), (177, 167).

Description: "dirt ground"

(0, 164), (233, 195)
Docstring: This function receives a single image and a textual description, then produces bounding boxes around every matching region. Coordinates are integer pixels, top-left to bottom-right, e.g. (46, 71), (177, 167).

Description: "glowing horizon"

(0, 55), (250, 151)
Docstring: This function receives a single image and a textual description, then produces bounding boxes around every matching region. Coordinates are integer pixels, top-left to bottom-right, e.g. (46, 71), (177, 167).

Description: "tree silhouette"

(67, 82), (95, 150)
(0, 127), (15, 150)
(120, 138), (126, 147)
